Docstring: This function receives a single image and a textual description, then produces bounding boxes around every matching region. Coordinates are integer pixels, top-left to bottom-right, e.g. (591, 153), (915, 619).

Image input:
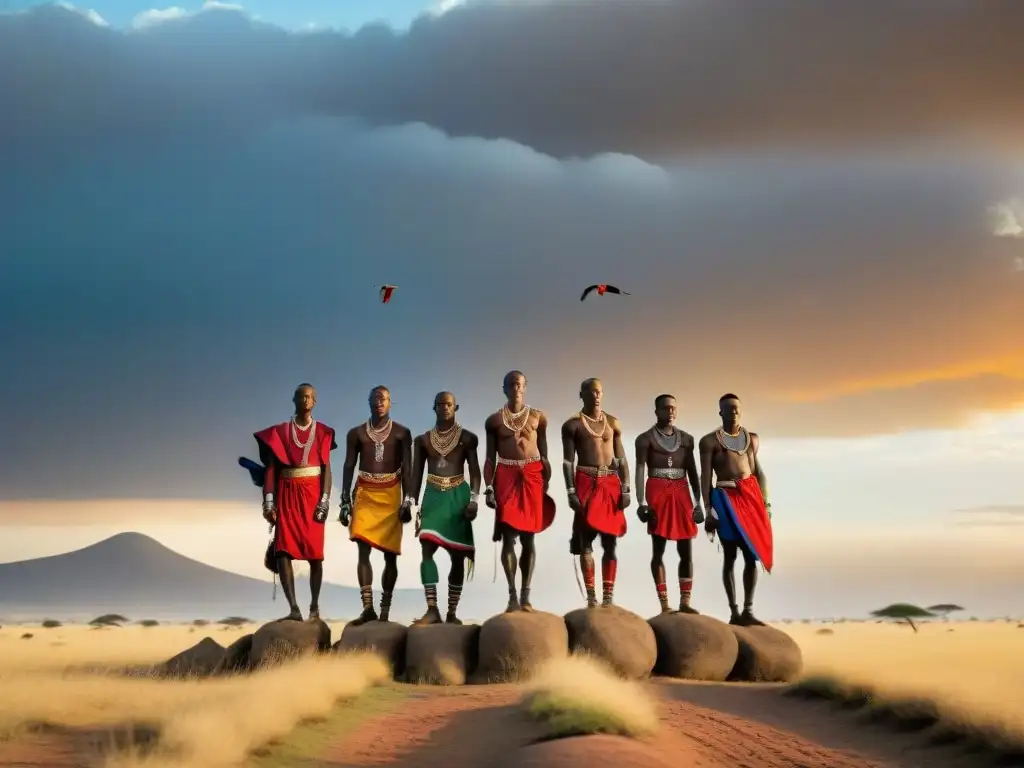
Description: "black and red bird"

(580, 283), (630, 301)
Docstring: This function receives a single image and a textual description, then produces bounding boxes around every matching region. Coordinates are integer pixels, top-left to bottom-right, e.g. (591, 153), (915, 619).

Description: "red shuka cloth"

(716, 475), (774, 573)
(253, 421), (337, 562)
(574, 469), (626, 538)
(645, 476), (697, 540)
(492, 460), (556, 539)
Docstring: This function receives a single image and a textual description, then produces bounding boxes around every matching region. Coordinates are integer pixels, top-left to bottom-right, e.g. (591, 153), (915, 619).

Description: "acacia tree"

(927, 604), (965, 621)
(870, 603), (935, 633)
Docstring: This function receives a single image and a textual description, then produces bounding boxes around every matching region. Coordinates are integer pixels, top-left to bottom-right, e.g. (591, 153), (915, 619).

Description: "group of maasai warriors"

(249, 372), (774, 630)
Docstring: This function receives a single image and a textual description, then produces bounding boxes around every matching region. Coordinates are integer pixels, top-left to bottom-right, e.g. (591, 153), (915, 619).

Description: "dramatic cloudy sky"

(1, 0), (1023, 620)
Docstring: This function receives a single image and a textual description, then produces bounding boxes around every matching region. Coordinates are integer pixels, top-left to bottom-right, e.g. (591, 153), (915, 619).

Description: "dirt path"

(315, 681), (969, 768)
(0, 682), (989, 768)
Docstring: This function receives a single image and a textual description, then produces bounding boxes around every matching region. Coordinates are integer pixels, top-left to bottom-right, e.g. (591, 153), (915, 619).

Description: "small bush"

(89, 613), (128, 627)
(41, 619), (63, 629)
(138, 619), (160, 627)
(521, 654), (658, 739)
(218, 616), (251, 627)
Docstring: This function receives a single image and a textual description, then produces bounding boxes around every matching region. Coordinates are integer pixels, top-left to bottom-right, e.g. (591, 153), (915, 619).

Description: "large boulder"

(728, 625), (803, 683)
(471, 611), (568, 684)
(336, 621), (409, 678)
(564, 606), (657, 679)
(500, 735), (677, 768)
(648, 613), (739, 681)
(161, 637), (225, 678)
(212, 633), (254, 675)
(249, 619), (331, 668)
(405, 623), (480, 685)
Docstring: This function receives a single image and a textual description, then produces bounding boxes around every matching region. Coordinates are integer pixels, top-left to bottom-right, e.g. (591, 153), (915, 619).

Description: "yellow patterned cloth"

(350, 472), (404, 554)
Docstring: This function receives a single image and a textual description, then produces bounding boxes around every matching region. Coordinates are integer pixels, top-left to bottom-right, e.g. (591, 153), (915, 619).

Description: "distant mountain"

(0, 532), (422, 622)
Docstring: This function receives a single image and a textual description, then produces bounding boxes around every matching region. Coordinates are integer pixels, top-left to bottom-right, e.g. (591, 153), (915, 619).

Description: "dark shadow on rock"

(564, 605), (656, 679)
(405, 623), (481, 685)
(212, 632), (253, 675)
(648, 612), (738, 681)
(728, 625), (803, 682)
(160, 636), (225, 678)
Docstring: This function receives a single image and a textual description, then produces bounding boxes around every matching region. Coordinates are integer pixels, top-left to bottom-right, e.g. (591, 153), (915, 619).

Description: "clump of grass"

(0, 650), (389, 767)
(520, 654), (658, 740)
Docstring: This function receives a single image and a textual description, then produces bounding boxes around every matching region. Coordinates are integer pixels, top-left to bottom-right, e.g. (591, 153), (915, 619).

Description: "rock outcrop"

(161, 636), (226, 678)
(471, 611), (568, 683)
(249, 619), (331, 668)
(648, 613), (739, 681)
(405, 623), (480, 684)
(336, 621), (409, 677)
(212, 633), (254, 675)
(564, 605), (657, 679)
(728, 624), (803, 683)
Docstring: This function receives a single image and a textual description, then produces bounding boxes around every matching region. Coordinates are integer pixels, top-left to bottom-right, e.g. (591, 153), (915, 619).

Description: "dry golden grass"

(781, 620), (1024, 754)
(0, 621), (384, 768)
(0, 622), (348, 674)
(521, 653), (659, 739)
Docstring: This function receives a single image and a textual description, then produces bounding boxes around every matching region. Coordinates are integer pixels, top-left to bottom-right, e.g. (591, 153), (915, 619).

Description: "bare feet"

(308, 606), (320, 621)
(445, 612), (463, 625)
(278, 607), (303, 622)
(505, 596), (521, 613)
(413, 606), (443, 626)
(676, 604), (700, 615)
(348, 607), (378, 627)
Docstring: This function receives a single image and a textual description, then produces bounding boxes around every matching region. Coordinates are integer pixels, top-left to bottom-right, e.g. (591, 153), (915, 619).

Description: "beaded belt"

(426, 474), (465, 491)
(649, 467), (685, 480)
(281, 466), (321, 479)
(496, 456), (541, 466)
(577, 465), (617, 477)
(358, 469), (401, 483)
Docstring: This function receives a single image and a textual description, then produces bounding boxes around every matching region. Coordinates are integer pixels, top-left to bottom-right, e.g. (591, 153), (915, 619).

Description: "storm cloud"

(1, 3), (1023, 500)
(4, 1), (1024, 159)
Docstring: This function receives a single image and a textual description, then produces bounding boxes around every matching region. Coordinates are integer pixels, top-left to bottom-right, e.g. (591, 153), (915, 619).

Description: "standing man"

(561, 378), (630, 608)
(410, 392), (482, 625)
(253, 383), (337, 622)
(699, 393), (773, 627)
(484, 371), (556, 613)
(634, 394), (705, 614)
(339, 386), (414, 626)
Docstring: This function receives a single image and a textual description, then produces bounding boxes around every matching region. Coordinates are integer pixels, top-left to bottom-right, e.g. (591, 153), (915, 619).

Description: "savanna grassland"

(0, 618), (1020, 767)
(785, 619), (1024, 748)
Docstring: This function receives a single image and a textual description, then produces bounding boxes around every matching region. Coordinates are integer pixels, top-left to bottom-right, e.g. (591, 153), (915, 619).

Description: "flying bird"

(580, 283), (631, 302)
(375, 284), (397, 304)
